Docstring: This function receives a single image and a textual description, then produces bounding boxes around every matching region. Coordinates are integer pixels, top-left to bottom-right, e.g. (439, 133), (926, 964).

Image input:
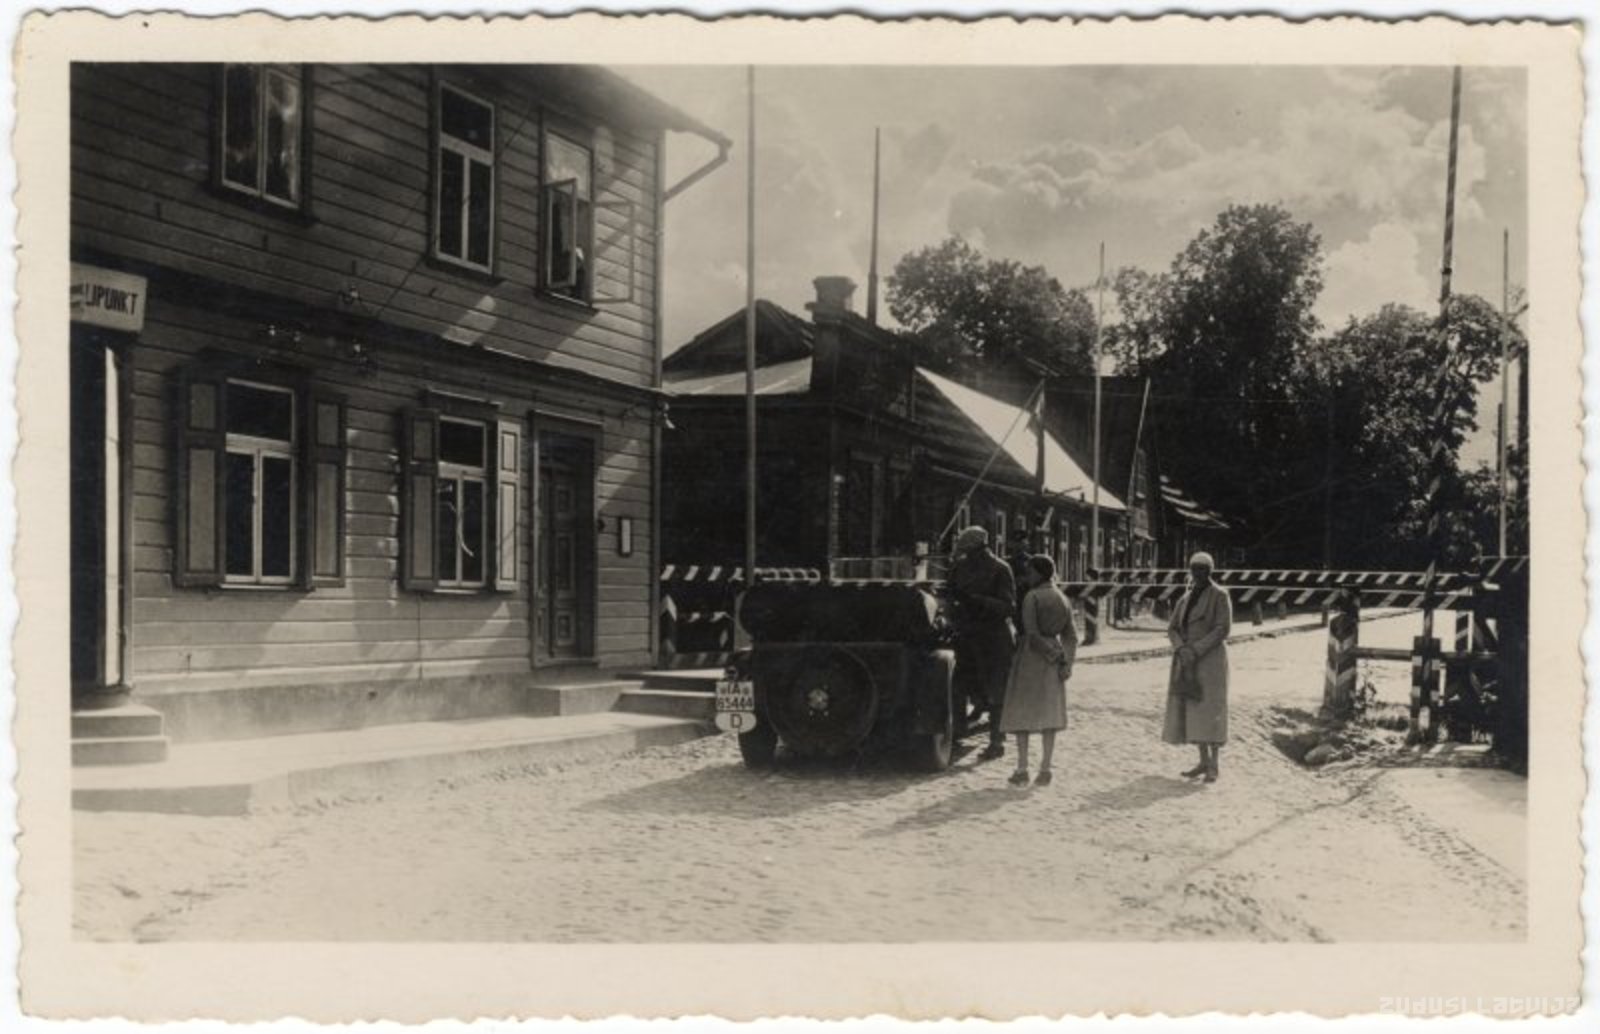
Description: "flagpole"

(1091, 242), (1104, 573)
(1497, 226), (1510, 555)
(867, 126), (882, 325)
(743, 65), (758, 596)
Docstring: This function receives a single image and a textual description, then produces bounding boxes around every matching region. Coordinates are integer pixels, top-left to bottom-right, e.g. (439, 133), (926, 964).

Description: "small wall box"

(618, 516), (633, 557)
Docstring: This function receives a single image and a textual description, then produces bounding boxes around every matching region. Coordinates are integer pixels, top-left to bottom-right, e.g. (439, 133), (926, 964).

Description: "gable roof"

(663, 300), (816, 377)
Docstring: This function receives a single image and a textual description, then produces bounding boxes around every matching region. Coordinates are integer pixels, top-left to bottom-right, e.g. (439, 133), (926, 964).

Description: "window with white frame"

(218, 65), (307, 209)
(223, 381), (297, 584)
(434, 82), (496, 271)
(435, 418), (488, 588)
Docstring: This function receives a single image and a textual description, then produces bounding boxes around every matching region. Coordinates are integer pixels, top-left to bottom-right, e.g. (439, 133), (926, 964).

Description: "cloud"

(945, 92), (1490, 265)
(1318, 222), (1434, 328)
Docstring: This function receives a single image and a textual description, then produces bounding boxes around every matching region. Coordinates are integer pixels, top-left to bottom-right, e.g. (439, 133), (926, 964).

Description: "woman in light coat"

(1163, 551), (1232, 782)
(1001, 554), (1077, 787)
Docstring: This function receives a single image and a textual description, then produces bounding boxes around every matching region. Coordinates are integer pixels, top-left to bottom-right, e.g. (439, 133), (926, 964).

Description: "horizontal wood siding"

(126, 296), (654, 693)
(72, 62), (662, 391)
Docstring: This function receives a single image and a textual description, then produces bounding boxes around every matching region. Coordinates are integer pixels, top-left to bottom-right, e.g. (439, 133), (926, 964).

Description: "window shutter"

(492, 418), (523, 591)
(304, 391), (347, 588)
(400, 407), (440, 592)
(591, 197), (636, 305)
(174, 367), (226, 587)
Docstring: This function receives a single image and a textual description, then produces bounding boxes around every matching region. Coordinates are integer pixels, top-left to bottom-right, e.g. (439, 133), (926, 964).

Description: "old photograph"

(12, 8), (1586, 1022)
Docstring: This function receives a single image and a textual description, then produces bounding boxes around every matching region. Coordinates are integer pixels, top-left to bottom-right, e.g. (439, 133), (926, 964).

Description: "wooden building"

(69, 63), (728, 742)
(660, 277), (1125, 584)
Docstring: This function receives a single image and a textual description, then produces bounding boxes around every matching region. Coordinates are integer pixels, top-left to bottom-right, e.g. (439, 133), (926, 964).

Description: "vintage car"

(714, 581), (957, 771)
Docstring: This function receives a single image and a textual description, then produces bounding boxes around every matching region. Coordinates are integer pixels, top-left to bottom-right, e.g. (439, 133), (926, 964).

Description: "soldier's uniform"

(947, 530), (1017, 755)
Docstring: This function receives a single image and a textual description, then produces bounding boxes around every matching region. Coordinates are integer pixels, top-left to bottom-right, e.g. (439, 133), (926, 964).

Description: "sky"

(624, 64), (1527, 464)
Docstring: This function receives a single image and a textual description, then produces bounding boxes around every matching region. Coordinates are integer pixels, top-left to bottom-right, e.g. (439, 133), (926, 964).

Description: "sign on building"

(70, 263), (146, 333)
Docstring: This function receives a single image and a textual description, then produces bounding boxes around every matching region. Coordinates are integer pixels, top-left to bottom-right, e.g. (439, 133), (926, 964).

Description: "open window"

(540, 129), (635, 305)
(217, 64), (308, 210)
(174, 365), (345, 590)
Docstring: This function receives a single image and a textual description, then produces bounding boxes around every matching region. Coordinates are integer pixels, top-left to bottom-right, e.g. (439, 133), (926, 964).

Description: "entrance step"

(525, 679), (640, 717)
(72, 735), (169, 766)
(71, 704), (169, 766)
(73, 711), (712, 816)
(614, 688), (716, 721)
(621, 668), (722, 693)
(72, 704), (166, 739)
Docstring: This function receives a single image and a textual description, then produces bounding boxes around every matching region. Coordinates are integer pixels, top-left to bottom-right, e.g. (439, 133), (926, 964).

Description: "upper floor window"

(433, 82), (496, 272)
(541, 132), (593, 301)
(218, 64), (306, 210)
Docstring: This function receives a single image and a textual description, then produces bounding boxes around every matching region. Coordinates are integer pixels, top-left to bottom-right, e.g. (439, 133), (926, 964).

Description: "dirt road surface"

(75, 613), (1525, 942)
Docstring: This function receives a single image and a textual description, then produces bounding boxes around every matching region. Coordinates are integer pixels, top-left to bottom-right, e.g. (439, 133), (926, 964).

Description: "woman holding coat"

(1001, 554), (1078, 787)
(1163, 551), (1232, 782)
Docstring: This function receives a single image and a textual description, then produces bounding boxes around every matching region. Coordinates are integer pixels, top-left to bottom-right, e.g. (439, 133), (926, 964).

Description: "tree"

(887, 237), (1095, 378)
(1313, 294), (1522, 569)
(1103, 265), (1173, 375)
(1142, 204), (1326, 557)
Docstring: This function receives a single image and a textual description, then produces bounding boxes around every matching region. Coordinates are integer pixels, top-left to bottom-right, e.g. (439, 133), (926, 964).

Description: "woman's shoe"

(1008, 769), (1030, 786)
(1202, 764), (1218, 783)
(1181, 763), (1207, 778)
(1034, 769), (1053, 787)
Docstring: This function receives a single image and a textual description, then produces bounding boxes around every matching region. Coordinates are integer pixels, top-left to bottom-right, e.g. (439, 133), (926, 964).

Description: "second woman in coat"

(1163, 551), (1232, 782)
(1001, 554), (1077, 787)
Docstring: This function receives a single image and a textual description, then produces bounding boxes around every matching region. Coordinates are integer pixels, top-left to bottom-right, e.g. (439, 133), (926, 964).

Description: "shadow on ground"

(1079, 774), (1206, 811)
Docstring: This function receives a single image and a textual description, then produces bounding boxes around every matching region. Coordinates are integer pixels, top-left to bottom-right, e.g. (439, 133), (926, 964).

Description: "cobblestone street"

(75, 614), (1525, 943)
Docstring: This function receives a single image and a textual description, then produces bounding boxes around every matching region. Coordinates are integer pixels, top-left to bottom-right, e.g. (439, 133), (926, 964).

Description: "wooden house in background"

(69, 62), (728, 745)
(660, 277), (1125, 583)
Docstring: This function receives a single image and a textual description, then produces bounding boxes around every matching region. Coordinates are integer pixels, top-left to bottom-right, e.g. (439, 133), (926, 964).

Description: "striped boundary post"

(1322, 592), (1360, 717)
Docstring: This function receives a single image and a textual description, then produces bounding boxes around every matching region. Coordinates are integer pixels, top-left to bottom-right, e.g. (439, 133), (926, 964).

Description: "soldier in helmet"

(946, 525), (1017, 760)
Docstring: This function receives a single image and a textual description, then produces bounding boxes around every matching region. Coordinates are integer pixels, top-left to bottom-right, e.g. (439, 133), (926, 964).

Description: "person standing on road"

(1001, 554), (1077, 787)
(947, 525), (1017, 760)
(1164, 551), (1232, 782)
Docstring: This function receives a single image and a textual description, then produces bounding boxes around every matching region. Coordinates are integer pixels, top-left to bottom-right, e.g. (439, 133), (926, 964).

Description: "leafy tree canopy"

(887, 237), (1095, 378)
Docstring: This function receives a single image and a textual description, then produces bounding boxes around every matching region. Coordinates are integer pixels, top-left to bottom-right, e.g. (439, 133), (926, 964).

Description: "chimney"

(806, 275), (857, 319)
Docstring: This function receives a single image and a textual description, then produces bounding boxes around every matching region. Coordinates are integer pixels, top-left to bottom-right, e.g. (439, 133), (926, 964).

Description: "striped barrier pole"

(1322, 591), (1361, 718)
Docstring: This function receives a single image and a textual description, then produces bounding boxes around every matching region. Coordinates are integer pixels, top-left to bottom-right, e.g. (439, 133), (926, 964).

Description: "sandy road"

(75, 614), (1524, 942)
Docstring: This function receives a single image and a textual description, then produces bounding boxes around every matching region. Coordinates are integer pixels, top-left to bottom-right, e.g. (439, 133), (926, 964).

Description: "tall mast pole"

(1416, 65), (1462, 744)
(867, 127), (882, 325)
(744, 66), (758, 594)
(1091, 242), (1104, 572)
(1498, 227), (1510, 555)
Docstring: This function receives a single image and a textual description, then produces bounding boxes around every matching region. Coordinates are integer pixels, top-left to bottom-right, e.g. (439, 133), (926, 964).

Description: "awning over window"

(918, 368), (1126, 512)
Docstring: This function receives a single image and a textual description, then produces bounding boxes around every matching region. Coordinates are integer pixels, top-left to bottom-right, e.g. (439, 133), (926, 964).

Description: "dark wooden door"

(537, 433), (594, 661)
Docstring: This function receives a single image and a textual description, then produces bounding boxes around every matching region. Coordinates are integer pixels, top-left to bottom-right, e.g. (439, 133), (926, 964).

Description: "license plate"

(714, 679), (757, 734)
(715, 679), (755, 712)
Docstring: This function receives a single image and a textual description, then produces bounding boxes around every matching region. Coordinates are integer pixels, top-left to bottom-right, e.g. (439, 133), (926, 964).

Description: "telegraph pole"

(743, 66), (758, 600)
(1498, 227), (1510, 555)
(1091, 242), (1104, 572)
(867, 127), (882, 326)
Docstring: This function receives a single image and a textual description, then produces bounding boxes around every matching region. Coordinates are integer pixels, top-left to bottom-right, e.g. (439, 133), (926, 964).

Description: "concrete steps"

(615, 687), (715, 720)
(525, 678), (638, 717)
(620, 668), (722, 693)
(73, 711), (712, 816)
(70, 704), (169, 766)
